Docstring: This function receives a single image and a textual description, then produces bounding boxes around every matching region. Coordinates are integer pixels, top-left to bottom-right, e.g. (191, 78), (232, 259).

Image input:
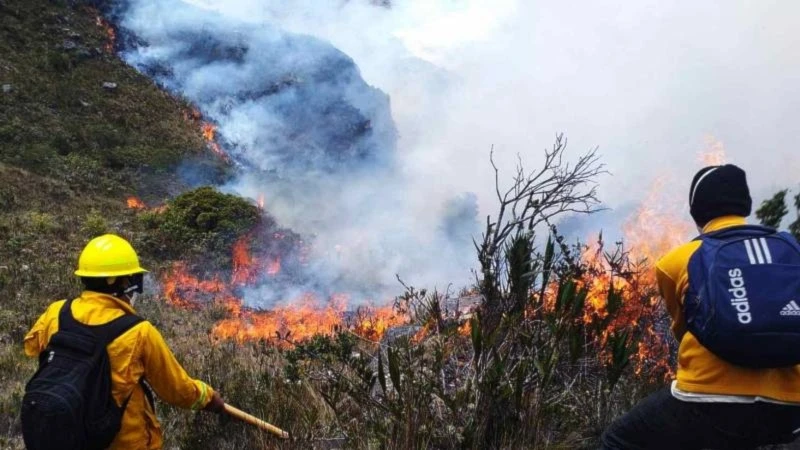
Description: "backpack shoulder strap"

(58, 297), (144, 345)
(93, 314), (145, 346)
(57, 298), (81, 332)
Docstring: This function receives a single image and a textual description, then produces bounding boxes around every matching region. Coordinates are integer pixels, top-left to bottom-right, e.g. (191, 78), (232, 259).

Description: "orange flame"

(352, 304), (406, 341)
(200, 122), (229, 160)
(232, 238), (257, 285)
(457, 319), (472, 336)
(160, 144), (720, 361)
(126, 197), (146, 210)
(163, 263), (232, 309)
(201, 123), (216, 141)
(126, 196), (167, 213)
(161, 237), (405, 345)
(572, 170), (696, 380)
(209, 295), (406, 345)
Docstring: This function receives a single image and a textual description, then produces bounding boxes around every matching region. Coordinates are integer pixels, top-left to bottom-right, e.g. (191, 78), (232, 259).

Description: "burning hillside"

(159, 242), (407, 345)
(126, 169), (695, 384)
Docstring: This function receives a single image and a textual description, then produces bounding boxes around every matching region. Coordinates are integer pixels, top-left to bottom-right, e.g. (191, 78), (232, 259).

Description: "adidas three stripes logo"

(735, 238), (800, 318)
(781, 300), (800, 316)
(743, 238), (772, 264)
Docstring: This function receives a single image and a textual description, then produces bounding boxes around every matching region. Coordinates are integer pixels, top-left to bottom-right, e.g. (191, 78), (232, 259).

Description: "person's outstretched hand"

(203, 391), (225, 413)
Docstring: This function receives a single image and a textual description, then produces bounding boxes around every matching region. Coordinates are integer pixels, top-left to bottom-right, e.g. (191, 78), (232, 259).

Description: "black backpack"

(21, 298), (144, 450)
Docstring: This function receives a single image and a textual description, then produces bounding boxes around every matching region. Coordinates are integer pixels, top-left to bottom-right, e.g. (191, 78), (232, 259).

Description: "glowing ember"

(126, 197), (146, 210)
(95, 16), (116, 54)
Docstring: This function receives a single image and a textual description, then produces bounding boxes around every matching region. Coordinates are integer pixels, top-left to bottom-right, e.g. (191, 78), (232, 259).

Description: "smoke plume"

(110, 0), (800, 305)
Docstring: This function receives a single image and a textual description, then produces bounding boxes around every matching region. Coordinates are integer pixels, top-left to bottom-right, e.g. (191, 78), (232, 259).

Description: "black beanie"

(689, 164), (752, 226)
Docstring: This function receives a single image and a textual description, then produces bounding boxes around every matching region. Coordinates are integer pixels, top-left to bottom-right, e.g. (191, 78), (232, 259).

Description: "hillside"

(0, 0), (238, 448)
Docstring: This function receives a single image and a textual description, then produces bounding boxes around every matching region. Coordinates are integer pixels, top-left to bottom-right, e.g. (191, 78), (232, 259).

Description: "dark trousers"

(601, 388), (800, 450)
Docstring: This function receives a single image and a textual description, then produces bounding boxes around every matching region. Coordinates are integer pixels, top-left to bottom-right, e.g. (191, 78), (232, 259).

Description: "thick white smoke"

(175, 1), (800, 198)
(115, 0), (483, 305)
(115, 0), (800, 305)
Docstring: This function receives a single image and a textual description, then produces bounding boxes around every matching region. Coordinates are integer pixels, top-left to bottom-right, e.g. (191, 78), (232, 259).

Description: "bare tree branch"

(477, 134), (607, 293)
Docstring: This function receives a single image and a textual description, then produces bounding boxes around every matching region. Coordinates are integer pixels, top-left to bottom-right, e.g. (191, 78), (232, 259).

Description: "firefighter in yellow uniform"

(24, 234), (225, 449)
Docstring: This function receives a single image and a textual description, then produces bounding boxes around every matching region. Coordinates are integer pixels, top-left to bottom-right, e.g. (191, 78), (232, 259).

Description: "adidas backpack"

(685, 224), (800, 368)
(21, 298), (143, 450)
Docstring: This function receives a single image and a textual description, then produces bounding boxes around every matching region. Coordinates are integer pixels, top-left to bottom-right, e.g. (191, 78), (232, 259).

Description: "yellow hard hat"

(74, 234), (148, 278)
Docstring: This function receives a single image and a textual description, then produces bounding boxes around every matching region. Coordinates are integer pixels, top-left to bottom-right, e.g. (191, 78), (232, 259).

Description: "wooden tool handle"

(223, 404), (290, 439)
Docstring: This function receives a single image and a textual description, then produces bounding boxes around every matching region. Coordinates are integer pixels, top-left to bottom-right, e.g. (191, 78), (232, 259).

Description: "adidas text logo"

(781, 300), (800, 316)
(727, 268), (752, 324)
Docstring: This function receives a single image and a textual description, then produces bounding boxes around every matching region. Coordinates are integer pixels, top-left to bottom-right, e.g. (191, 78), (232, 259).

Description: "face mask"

(130, 273), (144, 294)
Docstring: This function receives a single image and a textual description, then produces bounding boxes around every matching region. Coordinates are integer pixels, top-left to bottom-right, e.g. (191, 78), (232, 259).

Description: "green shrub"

(138, 186), (260, 270)
(80, 209), (109, 238)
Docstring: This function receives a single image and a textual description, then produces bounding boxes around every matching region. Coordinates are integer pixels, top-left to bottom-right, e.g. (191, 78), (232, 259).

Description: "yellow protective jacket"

(24, 291), (215, 449)
(656, 215), (800, 402)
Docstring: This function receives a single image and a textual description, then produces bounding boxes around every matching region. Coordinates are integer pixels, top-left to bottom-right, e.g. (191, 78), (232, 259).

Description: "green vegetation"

(0, 0), (230, 198)
(0, 0), (232, 447)
(757, 188), (800, 239)
(138, 187), (262, 270)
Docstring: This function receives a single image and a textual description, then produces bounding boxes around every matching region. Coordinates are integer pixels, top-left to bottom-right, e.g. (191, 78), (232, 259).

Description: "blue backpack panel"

(685, 225), (800, 368)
